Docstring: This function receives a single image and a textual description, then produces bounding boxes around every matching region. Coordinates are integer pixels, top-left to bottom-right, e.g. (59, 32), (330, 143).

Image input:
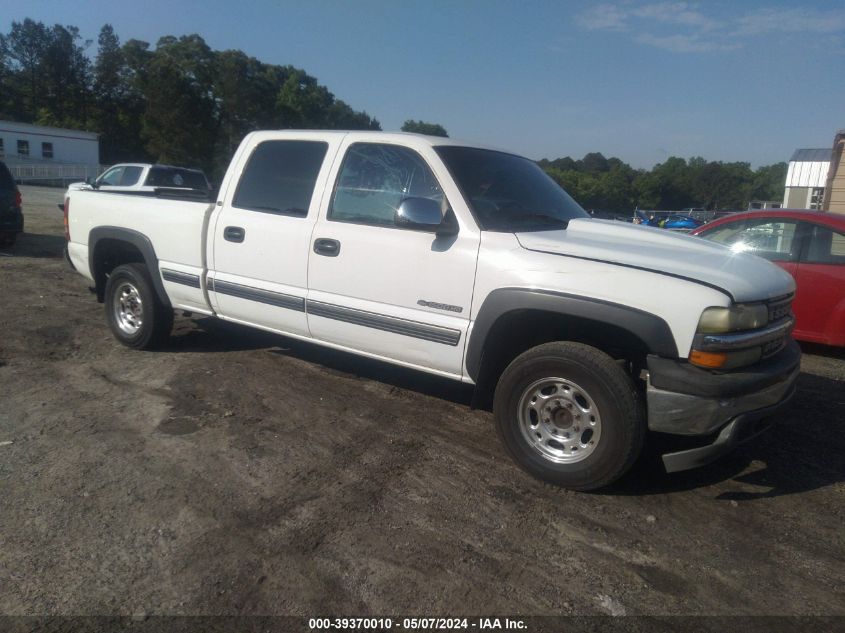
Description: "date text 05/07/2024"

(308, 617), (527, 630)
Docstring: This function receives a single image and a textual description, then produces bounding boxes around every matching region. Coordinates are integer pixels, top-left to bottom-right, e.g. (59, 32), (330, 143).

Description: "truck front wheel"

(493, 342), (644, 491)
(104, 263), (173, 349)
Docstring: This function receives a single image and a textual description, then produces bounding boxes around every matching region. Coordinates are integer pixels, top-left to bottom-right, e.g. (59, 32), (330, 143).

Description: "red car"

(692, 210), (845, 347)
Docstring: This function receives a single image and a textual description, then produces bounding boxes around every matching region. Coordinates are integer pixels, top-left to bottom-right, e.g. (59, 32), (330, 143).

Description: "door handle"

(313, 238), (340, 257)
(224, 226), (245, 243)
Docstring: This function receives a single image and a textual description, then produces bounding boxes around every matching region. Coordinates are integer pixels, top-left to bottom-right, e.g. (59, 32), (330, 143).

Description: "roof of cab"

(243, 129), (512, 155)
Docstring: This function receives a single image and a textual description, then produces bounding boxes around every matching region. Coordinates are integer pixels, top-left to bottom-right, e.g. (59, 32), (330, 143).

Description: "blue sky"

(3, 0), (844, 167)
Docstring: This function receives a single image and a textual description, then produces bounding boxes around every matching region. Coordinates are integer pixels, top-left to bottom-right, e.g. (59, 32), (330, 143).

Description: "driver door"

(306, 140), (479, 377)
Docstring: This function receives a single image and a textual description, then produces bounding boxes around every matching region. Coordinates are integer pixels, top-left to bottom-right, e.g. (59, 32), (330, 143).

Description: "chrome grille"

(762, 338), (785, 358)
(761, 294), (793, 358)
(767, 294), (793, 324)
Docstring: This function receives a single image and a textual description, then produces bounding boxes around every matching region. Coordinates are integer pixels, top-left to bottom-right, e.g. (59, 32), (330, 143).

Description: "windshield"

(435, 146), (588, 232)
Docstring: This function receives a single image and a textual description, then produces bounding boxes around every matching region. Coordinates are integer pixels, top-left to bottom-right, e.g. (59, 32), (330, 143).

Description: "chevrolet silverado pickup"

(64, 131), (800, 490)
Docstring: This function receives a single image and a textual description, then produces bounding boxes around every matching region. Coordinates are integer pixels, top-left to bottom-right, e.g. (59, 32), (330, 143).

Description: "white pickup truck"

(64, 131), (800, 490)
(65, 163), (211, 196)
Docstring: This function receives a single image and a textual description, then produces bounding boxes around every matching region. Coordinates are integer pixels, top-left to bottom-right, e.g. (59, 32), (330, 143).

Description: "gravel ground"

(0, 186), (843, 617)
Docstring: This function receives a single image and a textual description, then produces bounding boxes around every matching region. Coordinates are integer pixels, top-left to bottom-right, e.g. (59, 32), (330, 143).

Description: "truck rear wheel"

(493, 342), (644, 491)
(104, 263), (173, 349)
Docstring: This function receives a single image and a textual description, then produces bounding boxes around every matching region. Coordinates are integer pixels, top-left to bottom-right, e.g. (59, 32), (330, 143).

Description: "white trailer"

(0, 120), (100, 184)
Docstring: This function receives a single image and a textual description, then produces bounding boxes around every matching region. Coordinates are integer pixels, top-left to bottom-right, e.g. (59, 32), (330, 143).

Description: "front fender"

(465, 287), (678, 382)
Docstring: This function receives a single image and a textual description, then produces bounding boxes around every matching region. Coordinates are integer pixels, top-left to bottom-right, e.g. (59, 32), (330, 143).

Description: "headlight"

(696, 304), (768, 334)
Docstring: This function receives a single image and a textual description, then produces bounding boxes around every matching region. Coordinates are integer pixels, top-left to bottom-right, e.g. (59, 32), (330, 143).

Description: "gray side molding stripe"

(205, 277), (460, 346)
(307, 300), (461, 346)
(161, 269), (201, 288)
(209, 278), (305, 312)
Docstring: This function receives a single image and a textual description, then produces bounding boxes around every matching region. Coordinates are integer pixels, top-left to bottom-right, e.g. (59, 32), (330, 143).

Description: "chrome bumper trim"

(693, 317), (794, 352)
(646, 362), (800, 436)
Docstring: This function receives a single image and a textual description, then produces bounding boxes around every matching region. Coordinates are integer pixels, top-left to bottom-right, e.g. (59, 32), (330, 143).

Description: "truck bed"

(66, 189), (215, 314)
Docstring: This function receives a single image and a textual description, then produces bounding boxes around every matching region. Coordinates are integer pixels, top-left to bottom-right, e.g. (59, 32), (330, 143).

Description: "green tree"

(276, 70), (333, 128)
(38, 25), (91, 128)
(579, 152), (609, 174)
(91, 25), (148, 163)
(751, 162), (788, 202)
(212, 50), (278, 172)
(543, 151), (783, 212)
(140, 35), (217, 171)
(0, 19), (382, 177)
(4, 19), (50, 119)
(401, 119), (448, 137)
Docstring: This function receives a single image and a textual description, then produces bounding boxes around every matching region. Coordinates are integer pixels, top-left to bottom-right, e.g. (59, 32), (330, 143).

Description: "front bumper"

(661, 387), (796, 472)
(645, 339), (800, 471)
(646, 339), (800, 435)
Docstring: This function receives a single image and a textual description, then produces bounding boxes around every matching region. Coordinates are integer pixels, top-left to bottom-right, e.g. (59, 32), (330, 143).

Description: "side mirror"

(395, 197), (458, 236)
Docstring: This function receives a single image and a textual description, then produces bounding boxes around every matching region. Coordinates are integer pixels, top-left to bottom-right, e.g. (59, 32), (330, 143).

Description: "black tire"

(104, 263), (173, 349)
(493, 342), (644, 491)
(0, 233), (14, 247)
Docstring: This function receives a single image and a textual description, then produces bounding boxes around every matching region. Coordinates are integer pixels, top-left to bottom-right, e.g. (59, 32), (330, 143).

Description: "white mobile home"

(0, 120), (100, 183)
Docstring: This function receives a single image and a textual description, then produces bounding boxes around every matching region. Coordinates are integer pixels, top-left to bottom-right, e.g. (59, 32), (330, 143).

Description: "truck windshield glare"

(435, 146), (589, 232)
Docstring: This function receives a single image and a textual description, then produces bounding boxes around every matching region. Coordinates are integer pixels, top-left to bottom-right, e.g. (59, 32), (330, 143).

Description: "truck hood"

(515, 219), (795, 302)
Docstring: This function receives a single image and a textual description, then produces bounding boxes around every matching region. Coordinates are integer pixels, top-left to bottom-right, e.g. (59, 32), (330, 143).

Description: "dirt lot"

(1, 186), (844, 618)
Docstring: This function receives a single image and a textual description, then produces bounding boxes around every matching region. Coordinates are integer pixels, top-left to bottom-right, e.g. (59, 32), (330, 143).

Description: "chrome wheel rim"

(113, 282), (143, 336)
(517, 377), (602, 463)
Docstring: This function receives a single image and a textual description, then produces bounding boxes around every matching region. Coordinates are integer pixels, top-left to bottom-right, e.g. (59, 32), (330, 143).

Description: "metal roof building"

(783, 148), (832, 209)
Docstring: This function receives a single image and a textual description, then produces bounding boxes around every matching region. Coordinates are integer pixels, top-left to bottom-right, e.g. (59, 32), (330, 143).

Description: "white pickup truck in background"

(65, 163), (211, 196)
(63, 131), (800, 490)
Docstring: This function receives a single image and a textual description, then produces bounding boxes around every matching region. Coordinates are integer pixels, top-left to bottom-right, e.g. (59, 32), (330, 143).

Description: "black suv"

(0, 161), (23, 246)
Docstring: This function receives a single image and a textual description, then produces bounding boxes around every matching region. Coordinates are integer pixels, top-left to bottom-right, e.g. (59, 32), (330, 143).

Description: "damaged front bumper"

(645, 339), (800, 472)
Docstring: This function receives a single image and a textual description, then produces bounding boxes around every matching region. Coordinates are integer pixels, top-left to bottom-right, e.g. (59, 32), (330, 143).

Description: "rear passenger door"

(794, 222), (845, 342)
(209, 134), (341, 337)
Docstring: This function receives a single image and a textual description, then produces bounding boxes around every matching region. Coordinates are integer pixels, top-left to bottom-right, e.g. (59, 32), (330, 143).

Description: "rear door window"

(802, 224), (845, 265)
(120, 166), (143, 186)
(232, 141), (328, 217)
